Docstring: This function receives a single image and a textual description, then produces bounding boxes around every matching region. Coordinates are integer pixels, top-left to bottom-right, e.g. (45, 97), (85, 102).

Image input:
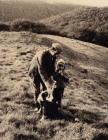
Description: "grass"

(0, 32), (108, 140)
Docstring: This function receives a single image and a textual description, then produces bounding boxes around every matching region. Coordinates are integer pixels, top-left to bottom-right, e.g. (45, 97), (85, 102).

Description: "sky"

(43, 0), (108, 7)
(1, 0), (108, 7)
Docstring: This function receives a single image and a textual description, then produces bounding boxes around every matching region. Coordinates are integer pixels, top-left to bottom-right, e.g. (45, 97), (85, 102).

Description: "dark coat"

(28, 49), (56, 87)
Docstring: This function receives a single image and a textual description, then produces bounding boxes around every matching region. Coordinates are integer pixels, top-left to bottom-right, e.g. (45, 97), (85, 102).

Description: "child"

(53, 59), (69, 108)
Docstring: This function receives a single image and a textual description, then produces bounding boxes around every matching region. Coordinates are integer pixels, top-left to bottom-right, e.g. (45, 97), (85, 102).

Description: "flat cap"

(51, 43), (62, 53)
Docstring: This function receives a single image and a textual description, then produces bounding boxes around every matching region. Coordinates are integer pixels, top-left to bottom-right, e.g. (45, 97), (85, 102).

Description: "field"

(0, 32), (108, 140)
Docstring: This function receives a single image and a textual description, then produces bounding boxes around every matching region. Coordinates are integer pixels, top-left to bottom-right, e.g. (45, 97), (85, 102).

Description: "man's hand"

(46, 88), (53, 102)
(45, 78), (57, 102)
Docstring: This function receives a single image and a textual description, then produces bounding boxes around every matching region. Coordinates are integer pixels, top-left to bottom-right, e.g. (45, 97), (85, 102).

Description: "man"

(28, 43), (62, 110)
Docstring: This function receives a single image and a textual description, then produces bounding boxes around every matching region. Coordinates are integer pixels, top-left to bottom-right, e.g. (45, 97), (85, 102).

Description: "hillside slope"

(42, 7), (108, 47)
(0, 32), (108, 140)
(0, 0), (79, 22)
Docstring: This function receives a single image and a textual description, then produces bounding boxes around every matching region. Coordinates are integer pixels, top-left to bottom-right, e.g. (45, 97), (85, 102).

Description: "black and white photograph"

(0, 0), (108, 140)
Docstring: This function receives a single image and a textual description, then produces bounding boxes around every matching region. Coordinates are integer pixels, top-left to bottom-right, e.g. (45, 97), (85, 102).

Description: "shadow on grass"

(14, 133), (38, 140)
(48, 107), (102, 124)
(16, 92), (103, 124)
(61, 107), (102, 123)
(92, 122), (108, 129)
(92, 133), (108, 140)
(20, 98), (102, 124)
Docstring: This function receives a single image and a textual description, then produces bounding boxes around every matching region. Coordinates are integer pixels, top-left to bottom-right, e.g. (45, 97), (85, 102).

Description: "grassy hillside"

(42, 7), (108, 47)
(0, 32), (108, 140)
(0, 0), (78, 22)
(1, 2), (108, 47)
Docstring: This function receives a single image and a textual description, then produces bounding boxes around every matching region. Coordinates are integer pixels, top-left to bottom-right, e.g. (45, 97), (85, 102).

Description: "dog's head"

(41, 90), (48, 101)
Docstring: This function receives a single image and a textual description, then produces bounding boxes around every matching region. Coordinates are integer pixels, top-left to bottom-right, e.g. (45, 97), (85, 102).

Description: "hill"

(1, 3), (108, 47)
(0, 0), (79, 22)
(42, 7), (108, 47)
(0, 32), (108, 140)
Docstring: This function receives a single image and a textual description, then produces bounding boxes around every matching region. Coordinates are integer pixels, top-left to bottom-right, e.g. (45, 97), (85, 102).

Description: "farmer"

(28, 43), (62, 110)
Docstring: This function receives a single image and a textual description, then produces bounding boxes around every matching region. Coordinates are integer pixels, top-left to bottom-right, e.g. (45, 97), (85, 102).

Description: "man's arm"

(37, 51), (55, 90)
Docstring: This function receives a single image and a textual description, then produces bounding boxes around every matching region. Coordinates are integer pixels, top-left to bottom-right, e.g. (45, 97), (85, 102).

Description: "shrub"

(10, 19), (61, 35)
(0, 22), (10, 31)
(10, 19), (47, 33)
(45, 25), (61, 35)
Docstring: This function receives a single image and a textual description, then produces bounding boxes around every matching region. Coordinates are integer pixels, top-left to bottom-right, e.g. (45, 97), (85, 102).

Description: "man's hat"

(51, 43), (62, 54)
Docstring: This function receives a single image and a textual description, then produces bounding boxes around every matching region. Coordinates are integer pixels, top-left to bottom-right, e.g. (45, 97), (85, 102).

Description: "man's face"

(54, 51), (61, 58)
(50, 48), (61, 56)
